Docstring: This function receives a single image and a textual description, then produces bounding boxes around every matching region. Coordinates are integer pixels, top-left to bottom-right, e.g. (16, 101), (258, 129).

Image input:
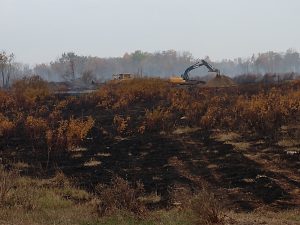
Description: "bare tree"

(0, 51), (14, 88)
(59, 52), (77, 81)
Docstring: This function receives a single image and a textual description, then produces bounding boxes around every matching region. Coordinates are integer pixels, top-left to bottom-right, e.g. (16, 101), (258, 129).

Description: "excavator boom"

(181, 60), (220, 81)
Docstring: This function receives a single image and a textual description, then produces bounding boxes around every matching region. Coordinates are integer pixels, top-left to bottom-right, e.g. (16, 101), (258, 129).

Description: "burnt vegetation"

(1, 76), (300, 224)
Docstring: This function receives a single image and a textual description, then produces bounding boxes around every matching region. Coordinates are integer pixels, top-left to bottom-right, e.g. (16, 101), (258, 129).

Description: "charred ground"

(1, 77), (300, 223)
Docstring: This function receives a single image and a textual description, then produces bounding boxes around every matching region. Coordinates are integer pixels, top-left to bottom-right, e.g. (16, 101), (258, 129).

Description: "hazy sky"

(1, 0), (300, 65)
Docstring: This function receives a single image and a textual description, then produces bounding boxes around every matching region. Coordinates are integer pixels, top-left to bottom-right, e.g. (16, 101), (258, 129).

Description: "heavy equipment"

(111, 73), (134, 83)
(169, 59), (220, 85)
(182, 60), (220, 81)
(112, 73), (134, 81)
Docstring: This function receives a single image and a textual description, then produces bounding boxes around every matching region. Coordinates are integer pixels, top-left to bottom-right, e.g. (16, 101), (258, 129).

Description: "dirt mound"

(206, 75), (236, 87)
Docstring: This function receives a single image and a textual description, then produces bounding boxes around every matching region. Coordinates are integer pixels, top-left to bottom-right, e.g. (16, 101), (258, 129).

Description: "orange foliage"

(0, 113), (15, 137)
(12, 76), (51, 108)
(234, 88), (300, 137)
(46, 116), (95, 151)
(46, 120), (68, 152)
(97, 78), (169, 110)
(95, 78), (300, 138)
(1, 77), (300, 161)
(66, 116), (95, 149)
(25, 116), (48, 140)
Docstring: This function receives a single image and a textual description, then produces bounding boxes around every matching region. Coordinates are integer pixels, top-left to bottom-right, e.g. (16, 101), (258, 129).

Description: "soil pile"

(206, 75), (236, 87)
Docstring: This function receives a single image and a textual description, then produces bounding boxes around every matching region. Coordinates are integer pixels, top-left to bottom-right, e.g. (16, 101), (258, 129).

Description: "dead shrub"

(144, 107), (174, 132)
(113, 115), (131, 135)
(190, 188), (225, 225)
(95, 177), (147, 217)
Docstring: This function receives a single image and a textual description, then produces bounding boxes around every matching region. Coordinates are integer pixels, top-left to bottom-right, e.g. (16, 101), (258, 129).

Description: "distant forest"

(1, 49), (300, 86)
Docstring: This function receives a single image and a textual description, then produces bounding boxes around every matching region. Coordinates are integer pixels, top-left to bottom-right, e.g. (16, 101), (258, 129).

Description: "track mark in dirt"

(168, 130), (300, 210)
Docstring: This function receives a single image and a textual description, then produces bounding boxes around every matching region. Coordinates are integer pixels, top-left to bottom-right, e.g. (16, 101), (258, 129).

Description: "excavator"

(170, 59), (220, 85)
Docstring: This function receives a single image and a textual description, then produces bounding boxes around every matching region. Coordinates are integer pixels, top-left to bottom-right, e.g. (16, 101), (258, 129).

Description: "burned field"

(1, 77), (300, 224)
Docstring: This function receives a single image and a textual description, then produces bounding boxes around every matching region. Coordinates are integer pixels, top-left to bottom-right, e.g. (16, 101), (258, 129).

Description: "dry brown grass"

(0, 172), (299, 225)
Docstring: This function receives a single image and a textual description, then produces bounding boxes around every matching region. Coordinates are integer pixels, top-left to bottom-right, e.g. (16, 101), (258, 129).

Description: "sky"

(1, 0), (300, 65)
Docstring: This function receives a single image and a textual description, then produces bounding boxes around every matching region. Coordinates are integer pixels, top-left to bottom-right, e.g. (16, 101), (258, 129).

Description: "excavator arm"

(201, 60), (220, 75)
(181, 60), (220, 81)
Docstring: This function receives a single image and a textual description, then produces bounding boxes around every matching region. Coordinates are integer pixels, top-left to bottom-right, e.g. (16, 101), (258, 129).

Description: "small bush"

(95, 177), (147, 217)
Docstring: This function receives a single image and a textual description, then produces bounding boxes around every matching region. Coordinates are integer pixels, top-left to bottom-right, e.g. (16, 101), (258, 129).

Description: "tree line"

(1, 49), (300, 87)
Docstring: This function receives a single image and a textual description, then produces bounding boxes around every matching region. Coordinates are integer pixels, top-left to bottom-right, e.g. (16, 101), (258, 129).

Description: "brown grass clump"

(95, 176), (147, 217)
(190, 188), (225, 225)
(6, 183), (39, 211)
(0, 166), (19, 205)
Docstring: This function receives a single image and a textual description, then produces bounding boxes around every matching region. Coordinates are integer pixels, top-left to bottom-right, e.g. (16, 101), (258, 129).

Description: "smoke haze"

(1, 0), (300, 64)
